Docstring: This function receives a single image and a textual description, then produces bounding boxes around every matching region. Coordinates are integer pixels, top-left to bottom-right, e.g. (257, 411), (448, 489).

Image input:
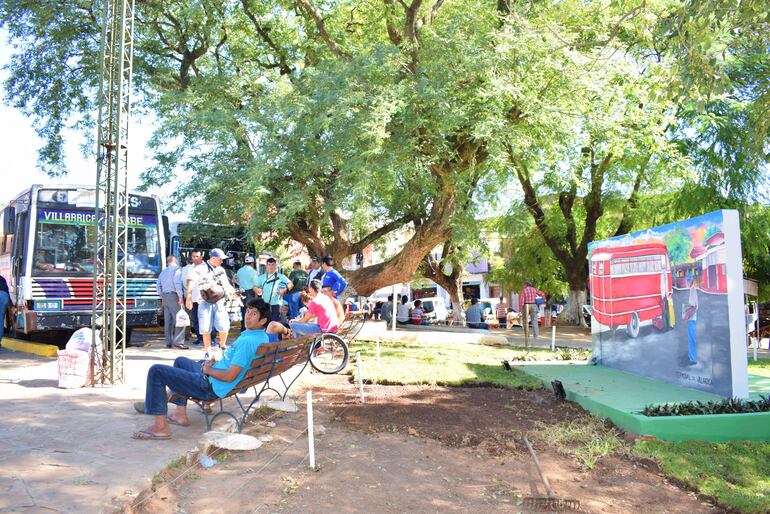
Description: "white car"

(418, 297), (449, 324)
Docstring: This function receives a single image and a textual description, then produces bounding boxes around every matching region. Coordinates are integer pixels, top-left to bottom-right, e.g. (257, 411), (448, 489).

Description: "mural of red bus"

(589, 242), (675, 338)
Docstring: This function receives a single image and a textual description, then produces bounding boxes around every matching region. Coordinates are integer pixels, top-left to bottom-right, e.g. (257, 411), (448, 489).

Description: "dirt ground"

(122, 373), (721, 514)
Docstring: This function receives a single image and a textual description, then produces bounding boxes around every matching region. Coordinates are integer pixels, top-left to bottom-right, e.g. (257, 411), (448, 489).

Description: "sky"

(0, 31), (167, 207)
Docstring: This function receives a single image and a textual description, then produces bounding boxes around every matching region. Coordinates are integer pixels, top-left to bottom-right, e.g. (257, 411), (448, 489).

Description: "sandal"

(167, 416), (191, 427)
(132, 429), (171, 440)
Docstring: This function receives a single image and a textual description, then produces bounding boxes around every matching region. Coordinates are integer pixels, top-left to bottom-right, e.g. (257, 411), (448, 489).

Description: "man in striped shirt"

(519, 281), (546, 338)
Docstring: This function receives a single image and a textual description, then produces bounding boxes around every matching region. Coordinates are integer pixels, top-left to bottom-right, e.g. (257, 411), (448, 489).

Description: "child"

(410, 300), (429, 325)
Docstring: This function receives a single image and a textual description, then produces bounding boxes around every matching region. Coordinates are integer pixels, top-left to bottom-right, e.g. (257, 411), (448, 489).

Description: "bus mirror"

(3, 206), (14, 234)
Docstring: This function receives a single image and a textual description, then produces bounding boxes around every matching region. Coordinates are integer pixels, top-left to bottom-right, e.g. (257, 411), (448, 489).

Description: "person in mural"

(684, 272), (699, 365)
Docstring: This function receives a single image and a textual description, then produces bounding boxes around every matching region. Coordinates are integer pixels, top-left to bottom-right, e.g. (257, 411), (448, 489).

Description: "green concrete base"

(515, 363), (770, 442)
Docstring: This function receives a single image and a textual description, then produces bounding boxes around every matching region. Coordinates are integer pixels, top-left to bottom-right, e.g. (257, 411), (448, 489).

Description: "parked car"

(419, 297), (449, 324)
(582, 304), (593, 327)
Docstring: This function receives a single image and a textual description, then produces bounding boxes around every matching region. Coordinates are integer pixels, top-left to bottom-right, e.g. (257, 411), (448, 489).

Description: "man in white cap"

(185, 248), (235, 358)
(236, 255), (258, 331)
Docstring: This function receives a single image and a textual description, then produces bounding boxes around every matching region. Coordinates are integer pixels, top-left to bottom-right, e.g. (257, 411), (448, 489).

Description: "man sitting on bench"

(132, 297), (272, 440)
(288, 279), (339, 337)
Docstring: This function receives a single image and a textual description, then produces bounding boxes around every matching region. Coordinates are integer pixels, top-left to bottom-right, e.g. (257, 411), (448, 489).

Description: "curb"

(2, 337), (59, 357)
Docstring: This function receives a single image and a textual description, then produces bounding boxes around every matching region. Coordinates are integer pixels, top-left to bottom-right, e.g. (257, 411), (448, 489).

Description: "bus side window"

(1, 205), (14, 255)
(13, 212), (27, 273)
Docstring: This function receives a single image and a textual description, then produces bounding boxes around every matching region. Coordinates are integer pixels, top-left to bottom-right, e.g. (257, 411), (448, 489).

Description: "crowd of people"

(159, 249), (355, 359)
(137, 250), (356, 440)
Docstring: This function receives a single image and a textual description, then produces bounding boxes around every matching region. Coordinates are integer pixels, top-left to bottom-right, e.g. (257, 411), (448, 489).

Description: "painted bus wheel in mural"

(588, 210), (749, 399)
(626, 311), (640, 338)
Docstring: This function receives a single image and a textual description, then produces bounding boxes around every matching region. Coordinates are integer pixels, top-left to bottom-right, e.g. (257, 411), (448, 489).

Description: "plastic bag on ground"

(65, 327), (102, 354)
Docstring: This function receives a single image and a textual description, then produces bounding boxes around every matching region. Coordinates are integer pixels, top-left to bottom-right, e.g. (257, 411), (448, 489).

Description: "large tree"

(1, 0), (498, 296)
(484, 2), (686, 324)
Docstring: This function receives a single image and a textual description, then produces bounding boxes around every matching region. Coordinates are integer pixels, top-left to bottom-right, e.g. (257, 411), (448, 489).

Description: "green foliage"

(508, 347), (591, 362)
(0, 0), (101, 175)
(491, 207), (569, 298)
(664, 228), (692, 266)
(641, 396), (770, 417)
(1, 0), (766, 298)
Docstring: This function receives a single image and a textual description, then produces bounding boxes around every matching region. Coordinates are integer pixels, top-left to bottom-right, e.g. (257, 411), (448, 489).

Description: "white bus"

(0, 185), (165, 340)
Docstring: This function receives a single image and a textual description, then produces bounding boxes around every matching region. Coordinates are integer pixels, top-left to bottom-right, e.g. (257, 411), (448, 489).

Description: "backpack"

(199, 263), (226, 304)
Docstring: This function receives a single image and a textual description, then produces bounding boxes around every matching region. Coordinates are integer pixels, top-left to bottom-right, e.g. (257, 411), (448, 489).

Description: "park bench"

(337, 311), (366, 340)
(169, 335), (315, 433)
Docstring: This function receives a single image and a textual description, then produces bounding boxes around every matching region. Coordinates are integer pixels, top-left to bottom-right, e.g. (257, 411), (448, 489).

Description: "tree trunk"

(449, 278), (466, 324)
(421, 255), (465, 324)
(564, 288), (588, 327)
(344, 226), (450, 296)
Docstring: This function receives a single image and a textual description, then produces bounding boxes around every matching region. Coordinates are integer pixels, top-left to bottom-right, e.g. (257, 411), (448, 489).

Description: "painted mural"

(588, 210), (748, 398)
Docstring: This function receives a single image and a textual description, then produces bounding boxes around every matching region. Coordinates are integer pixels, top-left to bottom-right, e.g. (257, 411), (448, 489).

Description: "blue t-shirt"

(210, 329), (270, 397)
(255, 272), (290, 306)
(236, 265), (258, 291)
(466, 303), (484, 324)
(321, 268), (348, 298)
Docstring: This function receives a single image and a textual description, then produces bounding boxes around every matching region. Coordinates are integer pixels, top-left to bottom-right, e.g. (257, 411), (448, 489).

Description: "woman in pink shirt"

(289, 280), (340, 337)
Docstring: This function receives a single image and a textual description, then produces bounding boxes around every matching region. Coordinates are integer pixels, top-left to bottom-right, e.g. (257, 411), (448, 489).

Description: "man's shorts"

(197, 301), (230, 334)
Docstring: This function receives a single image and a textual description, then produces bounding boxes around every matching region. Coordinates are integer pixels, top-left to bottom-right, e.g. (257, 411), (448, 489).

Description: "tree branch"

(296, 0), (352, 61)
(613, 153), (650, 237)
(383, 0), (403, 46)
(241, 0), (294, 75)
(578, 151), (612, 257)
(505, 143), (572, 265)
(403, 0), (423, 74)
(558, 188), (578, 256)
(350, 215), (414, 255)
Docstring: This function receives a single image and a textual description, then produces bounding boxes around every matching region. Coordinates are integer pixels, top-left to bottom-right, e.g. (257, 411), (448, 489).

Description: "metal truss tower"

(91, 0), (136, 384)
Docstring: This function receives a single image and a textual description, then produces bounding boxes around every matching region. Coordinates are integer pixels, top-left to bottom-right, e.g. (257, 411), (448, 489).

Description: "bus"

(589, 242), (675, 338)
(167, 220), (274, 275)
(0, 185), (165, 340)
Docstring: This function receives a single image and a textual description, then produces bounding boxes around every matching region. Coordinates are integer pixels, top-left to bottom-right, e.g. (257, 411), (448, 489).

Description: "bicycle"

(307, 311), (366, 374)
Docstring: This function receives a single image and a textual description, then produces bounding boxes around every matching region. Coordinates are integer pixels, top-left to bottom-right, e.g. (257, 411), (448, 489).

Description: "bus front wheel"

(626, 312), (640, 338)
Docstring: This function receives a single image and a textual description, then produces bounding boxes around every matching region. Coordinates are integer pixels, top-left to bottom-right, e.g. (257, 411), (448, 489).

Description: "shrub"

(642, 396), (770, 417)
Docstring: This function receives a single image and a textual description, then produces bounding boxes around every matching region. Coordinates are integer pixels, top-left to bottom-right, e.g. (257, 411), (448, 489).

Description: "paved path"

(0, 331), (268, 513)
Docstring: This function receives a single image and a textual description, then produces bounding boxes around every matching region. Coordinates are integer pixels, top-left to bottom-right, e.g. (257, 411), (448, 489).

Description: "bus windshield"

(33, 209), (162, 276)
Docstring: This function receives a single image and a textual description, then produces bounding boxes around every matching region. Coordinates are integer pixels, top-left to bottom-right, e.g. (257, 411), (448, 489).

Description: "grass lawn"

(346, 340), (545, 389)
(632, 440), (770, 512)
(748, 357), (770, 377)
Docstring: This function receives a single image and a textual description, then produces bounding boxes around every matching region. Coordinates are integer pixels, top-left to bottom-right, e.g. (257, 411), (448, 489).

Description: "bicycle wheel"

(309, 333), (349, 374)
